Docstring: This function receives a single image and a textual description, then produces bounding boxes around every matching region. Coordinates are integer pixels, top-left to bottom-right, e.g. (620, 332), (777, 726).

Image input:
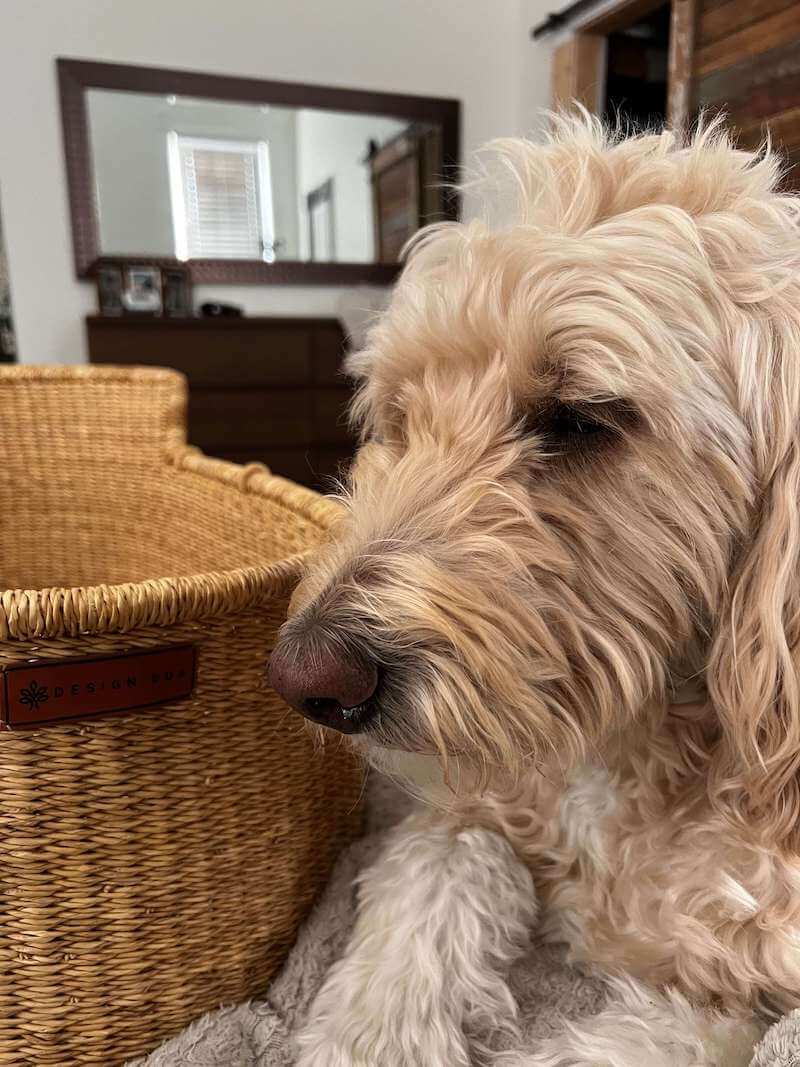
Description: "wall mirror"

(58, 59), (460, 285)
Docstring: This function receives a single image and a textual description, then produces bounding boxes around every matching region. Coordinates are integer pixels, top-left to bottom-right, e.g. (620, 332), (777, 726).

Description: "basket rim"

(0, 446), (342, 641)
(0, 364), (185, 385)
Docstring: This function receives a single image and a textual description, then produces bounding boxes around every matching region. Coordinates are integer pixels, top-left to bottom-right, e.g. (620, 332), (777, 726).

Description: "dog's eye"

(547, 406), (607, 438)
(524, 400), (635, 454)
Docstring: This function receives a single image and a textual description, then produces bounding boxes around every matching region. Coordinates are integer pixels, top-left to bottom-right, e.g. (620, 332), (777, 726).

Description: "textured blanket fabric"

(749, 1011), (800, 1067)
(129, 779), (788, 1066)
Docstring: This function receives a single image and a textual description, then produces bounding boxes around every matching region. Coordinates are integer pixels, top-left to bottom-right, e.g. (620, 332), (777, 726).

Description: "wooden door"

(551, 34), (605, 112)
(369, 125), (444, 263)
(693, 0), (800, 184)
(371, 135), (421, 263)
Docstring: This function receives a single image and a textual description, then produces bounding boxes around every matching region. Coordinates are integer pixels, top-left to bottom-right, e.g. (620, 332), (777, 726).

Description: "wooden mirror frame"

(57, 58), (461, 285)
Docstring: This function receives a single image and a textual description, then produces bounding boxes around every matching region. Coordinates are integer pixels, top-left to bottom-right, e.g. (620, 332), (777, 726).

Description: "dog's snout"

(268, 634), (379, 734)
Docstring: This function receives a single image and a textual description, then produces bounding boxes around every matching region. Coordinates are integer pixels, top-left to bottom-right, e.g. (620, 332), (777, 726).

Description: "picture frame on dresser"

(96, 264), (124, 317)
(121, 266), (162, 315)
(161, 267), (193, 317)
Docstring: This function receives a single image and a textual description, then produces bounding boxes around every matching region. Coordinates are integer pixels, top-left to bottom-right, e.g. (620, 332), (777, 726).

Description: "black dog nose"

(268, 637), (379, 734)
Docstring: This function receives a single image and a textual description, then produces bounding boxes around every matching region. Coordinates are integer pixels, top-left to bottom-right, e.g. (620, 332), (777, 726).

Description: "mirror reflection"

(86, 90), (446, 265)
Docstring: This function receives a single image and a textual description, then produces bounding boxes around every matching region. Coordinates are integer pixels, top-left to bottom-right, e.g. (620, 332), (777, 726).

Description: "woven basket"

(0, 365), (362, 1066)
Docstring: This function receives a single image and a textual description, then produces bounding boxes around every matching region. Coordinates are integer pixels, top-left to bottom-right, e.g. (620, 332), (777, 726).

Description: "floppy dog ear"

(707, 319), (800, 846)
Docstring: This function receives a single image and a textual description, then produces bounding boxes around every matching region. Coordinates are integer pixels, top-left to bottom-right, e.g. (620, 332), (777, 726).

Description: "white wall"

(0, 0), (554, 364)
(519, 0), (560, 138)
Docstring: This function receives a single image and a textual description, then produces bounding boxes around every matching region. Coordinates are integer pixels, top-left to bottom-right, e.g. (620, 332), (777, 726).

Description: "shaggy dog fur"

(279, 113), (800, 1065)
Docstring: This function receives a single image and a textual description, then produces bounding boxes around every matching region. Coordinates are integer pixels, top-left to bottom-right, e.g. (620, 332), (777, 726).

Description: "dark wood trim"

(57, 57), (461, 285)
(88, 255), (400, 286)
(58, 58), (461, 123)
(58, 58), (101, 279)
(85, 314), (345, 329)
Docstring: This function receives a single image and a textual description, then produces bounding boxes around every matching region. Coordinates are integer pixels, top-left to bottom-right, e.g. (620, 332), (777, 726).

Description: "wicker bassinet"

(0, 365), (362, 1066)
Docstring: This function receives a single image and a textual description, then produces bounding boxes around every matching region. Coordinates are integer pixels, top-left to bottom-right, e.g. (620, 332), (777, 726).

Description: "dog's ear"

(707, 315), (800, 845)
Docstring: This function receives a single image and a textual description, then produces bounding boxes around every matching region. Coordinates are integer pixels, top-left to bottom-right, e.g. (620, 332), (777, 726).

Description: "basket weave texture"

(0, 365), (363, 1066)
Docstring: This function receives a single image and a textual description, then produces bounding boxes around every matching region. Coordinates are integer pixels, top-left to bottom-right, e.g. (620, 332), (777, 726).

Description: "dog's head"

(270, 114), (800, 833)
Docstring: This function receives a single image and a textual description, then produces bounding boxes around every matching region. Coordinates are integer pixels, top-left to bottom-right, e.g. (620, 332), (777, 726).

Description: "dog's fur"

(289, 113), (800, 1065)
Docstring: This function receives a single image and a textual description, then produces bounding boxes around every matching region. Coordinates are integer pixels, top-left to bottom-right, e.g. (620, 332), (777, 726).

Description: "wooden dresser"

(86, 315), (355, 489)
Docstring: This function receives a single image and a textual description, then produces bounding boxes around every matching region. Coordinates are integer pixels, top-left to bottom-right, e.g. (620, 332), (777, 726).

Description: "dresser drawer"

(189, 389), (312, 449)
(313, 326), (348, 385)
(86, 315), (356, 489)
(87, 320), (313, 386)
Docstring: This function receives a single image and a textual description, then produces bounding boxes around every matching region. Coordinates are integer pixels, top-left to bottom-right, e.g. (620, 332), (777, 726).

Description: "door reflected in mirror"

(86, 90), (446, 266)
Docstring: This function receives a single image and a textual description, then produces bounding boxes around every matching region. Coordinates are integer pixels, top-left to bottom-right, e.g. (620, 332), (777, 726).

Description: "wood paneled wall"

(693, 0), (800, 179)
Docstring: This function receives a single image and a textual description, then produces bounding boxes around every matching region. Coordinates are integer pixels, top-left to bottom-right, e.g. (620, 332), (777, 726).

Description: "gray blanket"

(129, 780), (797, 1067)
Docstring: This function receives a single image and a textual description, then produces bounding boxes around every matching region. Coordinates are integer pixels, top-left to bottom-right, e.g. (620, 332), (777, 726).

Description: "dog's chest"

(491, 763), (800, 1005)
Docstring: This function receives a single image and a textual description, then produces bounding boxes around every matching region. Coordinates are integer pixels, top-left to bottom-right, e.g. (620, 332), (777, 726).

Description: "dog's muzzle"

(268, 632), (379, 734)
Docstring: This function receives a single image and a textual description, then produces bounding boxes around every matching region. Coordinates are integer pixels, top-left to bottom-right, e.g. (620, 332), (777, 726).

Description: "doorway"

(547, 0), (696, 131)
(604, 3), (671, 127)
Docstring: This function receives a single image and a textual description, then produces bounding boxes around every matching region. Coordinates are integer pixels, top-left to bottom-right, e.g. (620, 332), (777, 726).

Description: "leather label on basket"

(0, 645), (196, 729)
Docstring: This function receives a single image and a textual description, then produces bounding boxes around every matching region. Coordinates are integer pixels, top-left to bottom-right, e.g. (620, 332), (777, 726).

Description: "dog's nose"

(268, 636), (379, 734)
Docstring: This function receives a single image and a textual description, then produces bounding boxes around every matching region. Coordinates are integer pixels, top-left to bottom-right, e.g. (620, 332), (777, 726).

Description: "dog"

(268, 112), (800, 1066)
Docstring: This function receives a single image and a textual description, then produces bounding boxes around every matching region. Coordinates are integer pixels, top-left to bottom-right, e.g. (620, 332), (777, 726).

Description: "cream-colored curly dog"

(269, 113), (800, 1066)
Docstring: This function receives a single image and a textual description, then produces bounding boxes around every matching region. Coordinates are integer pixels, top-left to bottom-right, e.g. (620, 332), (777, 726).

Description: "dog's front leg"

(295, 809), (538, 1067)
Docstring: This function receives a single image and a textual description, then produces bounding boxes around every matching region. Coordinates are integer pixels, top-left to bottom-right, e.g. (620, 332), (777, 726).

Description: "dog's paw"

(294, 818), (535, 1066)
(295, 1013), (473, 1067)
